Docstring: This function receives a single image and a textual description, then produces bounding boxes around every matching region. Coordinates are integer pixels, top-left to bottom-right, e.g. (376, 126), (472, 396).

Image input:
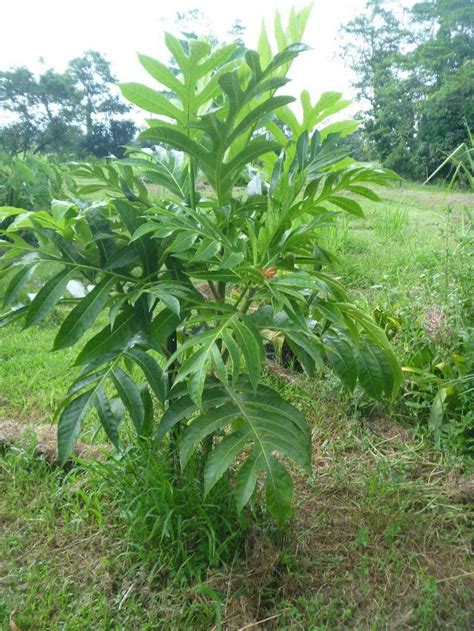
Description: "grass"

(330, 184), (467, 290)
(1, 182), (473, 629)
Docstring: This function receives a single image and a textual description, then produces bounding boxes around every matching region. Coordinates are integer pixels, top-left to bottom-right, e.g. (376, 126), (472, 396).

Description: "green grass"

(328, 183), (470, 290)
(0, 321), (75, 421)
(1, 183), (473, 629)
(1, 386), (472, 629)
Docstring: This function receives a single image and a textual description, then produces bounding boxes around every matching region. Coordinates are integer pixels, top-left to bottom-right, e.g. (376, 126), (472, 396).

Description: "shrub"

(0, 9), (402, 522)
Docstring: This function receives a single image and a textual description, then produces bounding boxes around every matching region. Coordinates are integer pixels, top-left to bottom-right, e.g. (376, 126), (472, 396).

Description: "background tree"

(67, 51), (136, 157)
(409, 0), (474, 178)
(0, 67), (80, 156)
(341, 0), (474, 180)
(0, 52), (136, 158)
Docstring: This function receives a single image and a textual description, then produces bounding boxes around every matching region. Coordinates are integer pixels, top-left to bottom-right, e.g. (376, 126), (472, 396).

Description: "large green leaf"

(135, 43), (308, 202)
(125, 37), (238, 150)
(24, 267), (75, 328)
(53, 275), (116, 350)
(164, 378), (311, 523)
(112, 366), (145, 433)
(57, 389), (96, 464)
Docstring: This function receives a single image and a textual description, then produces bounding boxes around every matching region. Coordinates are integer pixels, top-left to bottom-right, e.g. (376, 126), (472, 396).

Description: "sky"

(0, 0), (411, 123)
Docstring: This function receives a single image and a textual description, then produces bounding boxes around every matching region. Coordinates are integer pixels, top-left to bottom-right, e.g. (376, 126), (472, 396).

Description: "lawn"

(1, 182), (473, 630)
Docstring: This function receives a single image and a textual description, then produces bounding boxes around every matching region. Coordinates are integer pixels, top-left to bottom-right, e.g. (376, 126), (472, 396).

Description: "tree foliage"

(0, 51), (136, 158)
(341, 0), (474, 180)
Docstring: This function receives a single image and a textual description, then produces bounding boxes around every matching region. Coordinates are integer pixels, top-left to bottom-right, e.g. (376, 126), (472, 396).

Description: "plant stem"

(208, 281), (221, 302)
(240, 289), (257, 314)
(188, 158), (196, 211)
(166, 330), (181, 469)
(234, 283), (251, 310)
(217, 281), (226, 302)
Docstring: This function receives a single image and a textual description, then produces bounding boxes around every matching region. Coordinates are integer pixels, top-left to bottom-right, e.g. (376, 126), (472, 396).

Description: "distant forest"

(341, 0), (473, 180)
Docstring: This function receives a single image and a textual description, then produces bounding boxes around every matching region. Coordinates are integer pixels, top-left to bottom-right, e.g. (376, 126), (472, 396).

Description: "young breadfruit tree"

(0, 8), (402, 523)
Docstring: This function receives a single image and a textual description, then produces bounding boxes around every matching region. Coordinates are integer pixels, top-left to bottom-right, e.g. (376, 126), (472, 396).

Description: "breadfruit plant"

(0, 7), (402, 523)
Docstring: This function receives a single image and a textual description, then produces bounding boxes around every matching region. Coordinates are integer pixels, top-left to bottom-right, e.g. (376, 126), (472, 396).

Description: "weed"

(90, 444), (249, 585)
(372, 204), (409, 240)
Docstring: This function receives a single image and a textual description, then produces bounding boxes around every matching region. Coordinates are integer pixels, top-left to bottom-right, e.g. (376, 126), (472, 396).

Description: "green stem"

(217, 281), (226, 303)
(166, 330), (181, 469)
(240, 289), (257, 314)
(208, 281), (221, 302)
(234, 283), (251, 310)
(189, 158), (197, 210)
(5, 248), (137, 283)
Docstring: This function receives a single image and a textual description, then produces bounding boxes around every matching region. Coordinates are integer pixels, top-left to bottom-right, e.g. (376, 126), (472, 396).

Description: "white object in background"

(247, 174), (262, 196)
(66, 280), (87, 298)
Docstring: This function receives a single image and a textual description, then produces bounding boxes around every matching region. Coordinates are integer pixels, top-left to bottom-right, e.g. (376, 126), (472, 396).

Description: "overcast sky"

(1, 0), (412, 122)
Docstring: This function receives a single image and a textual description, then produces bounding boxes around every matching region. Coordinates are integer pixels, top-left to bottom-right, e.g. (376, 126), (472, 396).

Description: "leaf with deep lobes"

(174, 379), (311, 522)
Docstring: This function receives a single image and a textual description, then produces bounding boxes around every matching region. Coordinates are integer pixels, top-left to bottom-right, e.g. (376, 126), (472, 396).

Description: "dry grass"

(0, 418), (104, 464)
(200, 379), (474, 630)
